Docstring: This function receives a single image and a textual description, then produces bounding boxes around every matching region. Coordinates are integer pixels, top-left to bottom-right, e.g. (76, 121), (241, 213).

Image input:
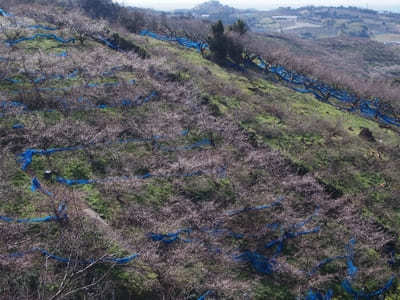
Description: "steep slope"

(1, 4), (400, 300)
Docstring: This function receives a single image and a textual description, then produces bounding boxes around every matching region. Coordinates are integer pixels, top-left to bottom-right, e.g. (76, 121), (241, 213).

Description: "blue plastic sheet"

(56, 168), (208, 187)
(261, 61), (400, 127)
(0, 8), (11, 17)
(0, 101), (27, 111)
(6, 34), (75, 46)
(56, 177), (94, 186)
(140, 30), (208, 52)
(18, 146), (83, 170)
(198, 290), (213, 300)
(200, 225), (244, 239)
(157, 138), (212, 152)
(265, 210), (320, 257)
(342, 277), (395, 299)
(0, 203), (67, 223)
(97, 36), (119, 50)
(55, 51), (68, 57)
(31, 177), (42, 192)
(234, 251), (276, 274)
(12, 123), (24, 129)
(227, 196), (284, 216)
(149, 229), (192, 244)
(346, 238), (358, 278)
(306, 289), (333, 300)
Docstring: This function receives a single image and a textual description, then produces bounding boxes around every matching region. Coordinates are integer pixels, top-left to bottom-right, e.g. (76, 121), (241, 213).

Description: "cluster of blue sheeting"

(227, 196), (284, 216)
(5, 33), (75, 46)
(4, 72), (134, 96)
(0, 8), (11, 17)
(340, 239), (395, 299)
(12, 123), (24, 129)
(234, 251), (277, 274)
(9, 247), (138, 265)
(55, 168), (210, 187)
(140, 30), (208, 52)
(307, 239), (395, 299)
(0, 203), (67, 223)
(97, 36), (119, 50)
(265, 209), (320, 257)
(18, 135), (159, 170)
(55, 51), (68, 57)
(0, 89), (155, 118)
(18, 146), (83, 170)
(18, 136), (211, 173)
(0, 100), (27, 110)
(201, 225), (244, 240)
(149, 229), (192, 244)
(31, 177), (53, 196)
(231, 206), (319, 275)
(157, 138), (211, 152)
(251, 57), (400, 128)
(4, 69), (79, 85)
(308, 238), (358, 277)
(140, 30), (400, 128)
(306, 289), (333, 300)
(197, 290), (213, 300)
(3, 65), (129, 87)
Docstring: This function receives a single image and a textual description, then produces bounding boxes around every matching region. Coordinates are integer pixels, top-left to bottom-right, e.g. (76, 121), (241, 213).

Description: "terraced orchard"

(1, 4), (400, 300)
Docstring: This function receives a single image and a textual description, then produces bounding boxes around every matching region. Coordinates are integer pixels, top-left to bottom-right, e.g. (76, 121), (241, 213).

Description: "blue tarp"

(140, 30), (208, 52)
(56, 168), (209, 187)
(55, 51), (68, 57)
(18, 146), (83, 170)
(306, 289), (333, 300)
(198, 290), (213, 300)
(12, 123), (24, 129)
(227, 196), (283, 216)
(140, 28), (400, 127)
(0, 203), (67, 223)
(6, 34), (75, 46)
(149, 229), (192, 244)
(234, 251), (276, 274)
(97, 36), (119, 50)
(158, 138), (212, 152)
(346, 238), (358, 278)
(262, 62), (400, 128)
(265, 210), (320, 257)
(0, 8), (11, 17)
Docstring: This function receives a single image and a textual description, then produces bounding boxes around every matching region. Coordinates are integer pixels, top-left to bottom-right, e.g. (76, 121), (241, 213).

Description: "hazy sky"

(113, 0), (400, 11)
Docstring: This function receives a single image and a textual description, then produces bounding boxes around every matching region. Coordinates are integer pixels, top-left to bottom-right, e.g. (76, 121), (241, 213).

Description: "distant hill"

(170, 1), (400, 42)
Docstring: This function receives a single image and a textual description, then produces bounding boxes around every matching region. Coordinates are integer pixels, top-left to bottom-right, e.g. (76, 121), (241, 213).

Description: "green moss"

(183, 177), (217, 202)
(82, 185), (111, 219)
(62, 158), (92, 180)
(133, 179), (173, 206)
(255, 280), (294, 300)
(182, 177), (235, 205)
(11, 170), (32, 187)
(111, 268), (157, 300)
(41, 110), (63, 125)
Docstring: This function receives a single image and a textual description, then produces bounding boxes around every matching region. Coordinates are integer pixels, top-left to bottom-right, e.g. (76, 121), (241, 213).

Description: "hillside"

(1, 2), (400, 300)
(172, 1), (400, 42)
